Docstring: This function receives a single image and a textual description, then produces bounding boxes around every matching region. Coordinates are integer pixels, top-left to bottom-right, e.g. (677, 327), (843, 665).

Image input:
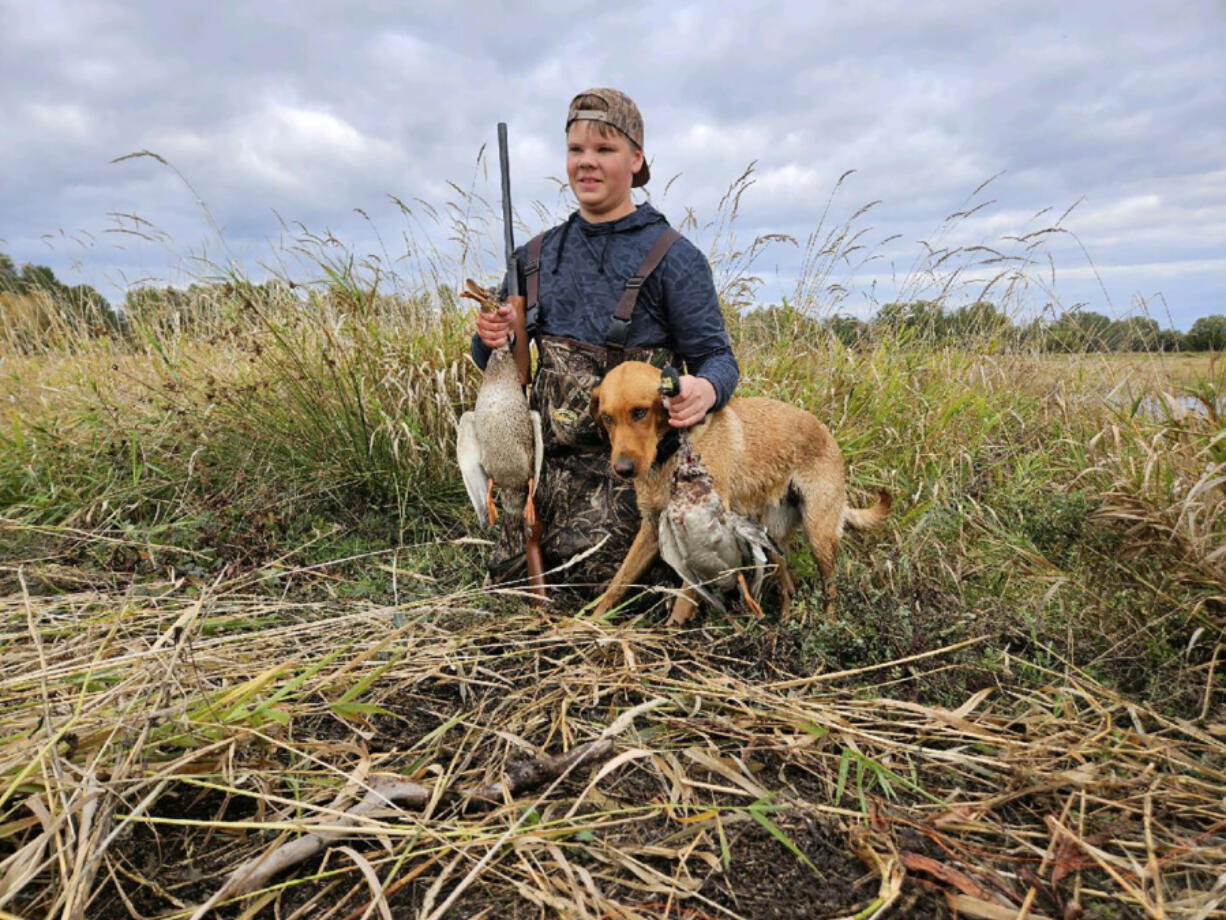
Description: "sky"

(2, 0), (1224, 329)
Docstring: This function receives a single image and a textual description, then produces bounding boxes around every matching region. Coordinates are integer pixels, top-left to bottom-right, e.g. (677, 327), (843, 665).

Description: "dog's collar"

(652, 427), (684, 468)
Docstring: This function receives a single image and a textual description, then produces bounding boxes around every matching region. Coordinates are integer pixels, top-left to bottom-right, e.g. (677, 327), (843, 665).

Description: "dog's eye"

(631, 407), (649, 422)
(601, 414), (615, 426)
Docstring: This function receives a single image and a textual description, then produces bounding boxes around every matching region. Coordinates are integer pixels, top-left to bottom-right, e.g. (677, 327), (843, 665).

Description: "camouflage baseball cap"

(566, 88), (650, 187)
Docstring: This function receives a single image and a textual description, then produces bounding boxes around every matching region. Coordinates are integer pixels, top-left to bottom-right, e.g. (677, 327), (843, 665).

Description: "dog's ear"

(588, 385), (602, 427)
(654, 366), (676, 433)
(654, 392), (671, 434)
(589, 386), (611, 441)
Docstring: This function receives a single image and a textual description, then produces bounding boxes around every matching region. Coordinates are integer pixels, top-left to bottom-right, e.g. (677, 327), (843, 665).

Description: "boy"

(471, 88), (738, 597)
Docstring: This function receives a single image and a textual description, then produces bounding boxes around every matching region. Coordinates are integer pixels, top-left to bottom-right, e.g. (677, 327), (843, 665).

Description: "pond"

(1130, 391), (1224, 420)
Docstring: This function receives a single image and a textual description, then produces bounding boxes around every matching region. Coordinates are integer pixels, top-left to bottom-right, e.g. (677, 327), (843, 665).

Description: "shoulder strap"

(605, 227), (682, 371)
(523, 232), (545, 334)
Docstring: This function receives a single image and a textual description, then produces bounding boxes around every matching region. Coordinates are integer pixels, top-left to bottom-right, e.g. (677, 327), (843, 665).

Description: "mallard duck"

(455, 281), (544, 528)
(657, 437), (779, 619)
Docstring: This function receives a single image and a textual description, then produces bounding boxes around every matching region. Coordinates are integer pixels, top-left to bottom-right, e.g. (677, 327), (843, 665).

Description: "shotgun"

(497, 122), (547, 603)
(498, 123), (532, 388)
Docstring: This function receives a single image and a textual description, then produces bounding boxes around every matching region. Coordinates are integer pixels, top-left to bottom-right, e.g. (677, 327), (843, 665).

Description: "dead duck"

(455, 281), (544, 529)
(657, 435), (780, 625)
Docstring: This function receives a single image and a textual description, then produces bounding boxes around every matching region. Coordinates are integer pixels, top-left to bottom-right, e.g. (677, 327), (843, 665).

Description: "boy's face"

(566, 120), (643, 222)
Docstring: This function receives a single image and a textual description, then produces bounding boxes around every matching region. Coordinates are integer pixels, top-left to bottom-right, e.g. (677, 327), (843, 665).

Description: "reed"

(1, 166), (1222, 918)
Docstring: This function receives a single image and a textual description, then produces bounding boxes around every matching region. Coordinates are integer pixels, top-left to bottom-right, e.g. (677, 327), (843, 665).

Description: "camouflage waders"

(486, 336), (675, 598)
(486, 228), (684, 601)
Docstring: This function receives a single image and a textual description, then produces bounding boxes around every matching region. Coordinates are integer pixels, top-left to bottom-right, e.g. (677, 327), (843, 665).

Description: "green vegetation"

(6, 249), (1225, 353)
(746, 297), (1223, 353)
(1, 183), (1223, 918)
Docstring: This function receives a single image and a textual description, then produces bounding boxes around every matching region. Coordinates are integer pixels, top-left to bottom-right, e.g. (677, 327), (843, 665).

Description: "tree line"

(760, 299), (1226, 352)
(4, 252), (1225, 352)
(0, 253), (267, 341)
(1, 252), (119, 333)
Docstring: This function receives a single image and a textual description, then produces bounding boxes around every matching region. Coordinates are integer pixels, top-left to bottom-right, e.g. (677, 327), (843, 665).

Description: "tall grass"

(1, 280), (480, 577)
(2, 163), (1224, 918)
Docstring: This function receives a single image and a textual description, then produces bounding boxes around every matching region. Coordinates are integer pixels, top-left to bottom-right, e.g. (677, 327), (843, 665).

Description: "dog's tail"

(844, 490), (892, 531)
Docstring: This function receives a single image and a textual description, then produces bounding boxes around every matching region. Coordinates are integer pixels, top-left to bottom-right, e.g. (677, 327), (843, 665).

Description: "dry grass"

(2, 575), (1224, 918)
(4, 312), (1224, 918)
(3, 161), (1225, 918)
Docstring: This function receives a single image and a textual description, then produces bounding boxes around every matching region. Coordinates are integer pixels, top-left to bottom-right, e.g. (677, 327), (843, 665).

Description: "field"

(2, 269), (1225, 920)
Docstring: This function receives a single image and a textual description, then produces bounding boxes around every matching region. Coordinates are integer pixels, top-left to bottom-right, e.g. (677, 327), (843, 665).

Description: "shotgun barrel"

(497, 122), (519, 299)
(496, 122), (531, 388)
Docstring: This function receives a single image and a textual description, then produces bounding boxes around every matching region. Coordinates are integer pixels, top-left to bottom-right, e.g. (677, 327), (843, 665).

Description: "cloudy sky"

(3, 0), (1223, 328)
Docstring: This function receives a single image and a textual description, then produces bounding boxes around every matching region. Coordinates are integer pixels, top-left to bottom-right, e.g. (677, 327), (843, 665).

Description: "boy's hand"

(667, 375), (716, 428)
(475, 303), (514, 349)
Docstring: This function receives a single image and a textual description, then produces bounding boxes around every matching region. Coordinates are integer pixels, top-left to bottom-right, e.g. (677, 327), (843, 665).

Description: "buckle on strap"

(659, 365), (681, 398)
(605, 316), (631, 350)
(524, 257), (540, 277)
(624, 275), (645, 290)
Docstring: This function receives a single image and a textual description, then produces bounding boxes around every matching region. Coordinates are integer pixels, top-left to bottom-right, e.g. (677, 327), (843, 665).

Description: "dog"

(589, 361), (890, 624)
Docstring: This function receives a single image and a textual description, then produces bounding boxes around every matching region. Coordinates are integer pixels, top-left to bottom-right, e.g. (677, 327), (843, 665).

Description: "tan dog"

(589, 361), (890, 624)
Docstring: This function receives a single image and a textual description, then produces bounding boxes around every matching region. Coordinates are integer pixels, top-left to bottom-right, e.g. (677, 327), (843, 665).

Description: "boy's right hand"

(475, 303), (515, 349)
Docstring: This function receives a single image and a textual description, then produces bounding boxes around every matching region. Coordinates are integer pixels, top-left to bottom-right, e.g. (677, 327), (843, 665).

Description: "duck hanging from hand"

(657, 433), (780, 625)
(455, 280), (544, 531)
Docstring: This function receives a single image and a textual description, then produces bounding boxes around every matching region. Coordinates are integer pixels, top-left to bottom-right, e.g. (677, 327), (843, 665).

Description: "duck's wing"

(658, 511), (729, 614)
(456, 412), (490, 525)
(731, 515), (778, 555)
(529, 410), (544, 485)
(729, 512), (779, 597)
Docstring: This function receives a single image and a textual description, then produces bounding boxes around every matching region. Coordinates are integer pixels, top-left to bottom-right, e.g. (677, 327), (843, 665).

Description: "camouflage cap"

(566, 88), (650, 187)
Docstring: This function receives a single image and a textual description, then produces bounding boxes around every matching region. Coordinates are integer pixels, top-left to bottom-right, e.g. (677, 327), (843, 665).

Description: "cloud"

(2, 0), (1223, 327)
(22, 102), (94, 141)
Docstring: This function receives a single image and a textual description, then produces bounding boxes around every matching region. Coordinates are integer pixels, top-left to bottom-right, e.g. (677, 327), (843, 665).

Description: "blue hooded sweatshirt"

(470, 202), (739, 411)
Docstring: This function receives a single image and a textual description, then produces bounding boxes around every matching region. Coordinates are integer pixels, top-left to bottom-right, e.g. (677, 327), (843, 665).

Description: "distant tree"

(824, 314), (870, 347)
(124, 284), (190, 316)
(734, 302), (824, 347)
(66, 284), (119, 330)
(948, 301), (1013, 341)
(1185, 315), (1226, 351)
(0, 253), (19, 290)
(123, 279), (291, 332)
(123, 284), (199, 333)
(2, 254), (118, 333)
(1013, 316), (1047, 349)
(20, 263), (61, 292)
(1044, 310), (1113, 352)
(1157, 328), (1184, 352)
(875, 300), (949, 341)
(1039, 315), (1077, 353)
(1076, 311), (1112, 351)
(436, 282), (458, 314)
(1105, 317), (1161, 352)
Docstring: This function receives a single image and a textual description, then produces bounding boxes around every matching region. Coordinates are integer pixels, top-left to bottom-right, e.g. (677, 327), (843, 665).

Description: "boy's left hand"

(667, 375), (717, 428)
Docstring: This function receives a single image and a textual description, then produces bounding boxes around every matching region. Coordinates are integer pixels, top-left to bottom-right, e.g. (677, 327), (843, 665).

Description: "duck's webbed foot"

(523, 478), (538, 528)
(485, 478), (498, 526)
(738, 572), (765, 619)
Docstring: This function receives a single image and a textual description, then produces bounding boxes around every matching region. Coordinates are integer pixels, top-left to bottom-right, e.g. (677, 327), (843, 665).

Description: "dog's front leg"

(767, 548), (795, 620)
(594, 520), (659, 616)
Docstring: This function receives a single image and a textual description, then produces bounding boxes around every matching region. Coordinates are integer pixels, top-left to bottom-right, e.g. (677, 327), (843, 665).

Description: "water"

(1132, 392), (1223, 420)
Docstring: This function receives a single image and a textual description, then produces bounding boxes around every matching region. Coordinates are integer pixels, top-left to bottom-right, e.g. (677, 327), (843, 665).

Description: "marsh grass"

(2, 588), (1223, 918)
(2, 165), (1224, 918)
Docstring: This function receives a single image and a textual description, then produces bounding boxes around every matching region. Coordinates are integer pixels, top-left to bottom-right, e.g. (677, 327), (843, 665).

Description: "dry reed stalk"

(3, 577), (1225, 918)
